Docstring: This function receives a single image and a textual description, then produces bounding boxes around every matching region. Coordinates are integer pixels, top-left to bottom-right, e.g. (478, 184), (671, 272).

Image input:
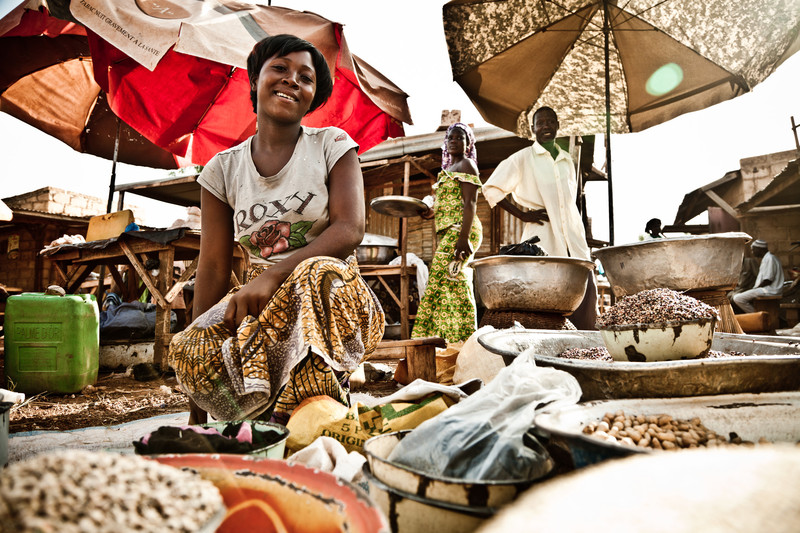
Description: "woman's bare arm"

(192, 187), (234, 321)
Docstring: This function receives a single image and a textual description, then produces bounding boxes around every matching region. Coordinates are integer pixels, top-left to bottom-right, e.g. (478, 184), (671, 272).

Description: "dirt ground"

(6, 368), (191, 434)
(3, 358), (399, 434)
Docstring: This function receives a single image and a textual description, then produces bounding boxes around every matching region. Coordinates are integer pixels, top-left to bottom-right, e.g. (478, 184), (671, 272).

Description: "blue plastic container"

(5, 293), (99, 394)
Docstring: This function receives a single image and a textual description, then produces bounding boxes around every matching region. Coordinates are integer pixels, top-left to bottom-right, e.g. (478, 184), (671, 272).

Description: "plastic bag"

(499, 235), (547, 256)
(387, 349), (581, 481)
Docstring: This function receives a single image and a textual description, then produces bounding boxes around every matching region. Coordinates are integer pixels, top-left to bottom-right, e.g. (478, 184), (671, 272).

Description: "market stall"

(40, 228), (245, 370)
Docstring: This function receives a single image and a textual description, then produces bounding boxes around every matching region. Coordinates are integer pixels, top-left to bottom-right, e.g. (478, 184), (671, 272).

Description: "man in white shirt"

(733, 239), (785, 313)
(482, 106), (597, 329)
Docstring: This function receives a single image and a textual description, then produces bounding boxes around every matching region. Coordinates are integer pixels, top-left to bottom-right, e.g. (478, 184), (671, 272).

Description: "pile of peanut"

(581, 411), (753, 450)
(0, 450), (224, 532)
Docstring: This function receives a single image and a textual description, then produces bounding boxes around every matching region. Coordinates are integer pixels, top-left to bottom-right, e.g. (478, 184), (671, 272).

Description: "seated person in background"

(639, 218), (665, 240)
(732, 239), (784, 313)
(727, 256), (759, 306)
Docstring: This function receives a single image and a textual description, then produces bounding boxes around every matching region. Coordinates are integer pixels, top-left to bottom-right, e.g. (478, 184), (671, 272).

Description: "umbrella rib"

(191, 66), (237, 136)
(629, 76), (749, 116)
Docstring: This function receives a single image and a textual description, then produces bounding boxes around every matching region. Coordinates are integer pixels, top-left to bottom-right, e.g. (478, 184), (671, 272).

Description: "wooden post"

(400, 160), (411, 339)
(155, 247), (175, 371)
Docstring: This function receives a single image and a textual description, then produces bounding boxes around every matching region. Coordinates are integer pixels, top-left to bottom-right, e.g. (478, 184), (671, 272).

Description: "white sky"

(2, 1), (799, 244)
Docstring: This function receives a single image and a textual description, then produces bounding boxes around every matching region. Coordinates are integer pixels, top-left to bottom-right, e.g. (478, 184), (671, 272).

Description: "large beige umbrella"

(443, 0), (800, 242)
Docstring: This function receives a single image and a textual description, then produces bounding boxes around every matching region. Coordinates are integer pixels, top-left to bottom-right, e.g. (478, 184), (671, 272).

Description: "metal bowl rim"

(362, 462), (498, 516)
(470, 255), (595, 270)
(592, 232), (752, 256)
(597, 317), (717, 332)
(363, 430), (550, 487)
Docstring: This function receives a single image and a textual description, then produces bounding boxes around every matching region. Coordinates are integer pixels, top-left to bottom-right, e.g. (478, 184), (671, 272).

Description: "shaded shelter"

(672, 150), (800, 327)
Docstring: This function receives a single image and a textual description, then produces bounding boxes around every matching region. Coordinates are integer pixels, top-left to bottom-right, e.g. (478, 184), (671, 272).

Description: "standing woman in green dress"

(412, 123), (483, 343)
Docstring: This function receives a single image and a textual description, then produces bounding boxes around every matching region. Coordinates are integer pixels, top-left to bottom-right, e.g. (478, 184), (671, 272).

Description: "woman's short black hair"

(246, 34), (333, 115)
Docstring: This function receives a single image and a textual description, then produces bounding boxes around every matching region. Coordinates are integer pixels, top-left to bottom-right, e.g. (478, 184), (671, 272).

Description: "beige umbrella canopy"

(444, 0), (800, 137)
(443, 0), (800, 242)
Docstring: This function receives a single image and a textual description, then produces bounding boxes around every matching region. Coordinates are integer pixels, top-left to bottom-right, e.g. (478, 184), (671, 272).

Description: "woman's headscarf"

(441, 122), (477, 170)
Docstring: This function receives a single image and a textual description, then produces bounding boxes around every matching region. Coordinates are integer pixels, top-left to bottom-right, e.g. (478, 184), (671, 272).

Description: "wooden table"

(43, 229), (245, 370)
(360, 264), (417, 339)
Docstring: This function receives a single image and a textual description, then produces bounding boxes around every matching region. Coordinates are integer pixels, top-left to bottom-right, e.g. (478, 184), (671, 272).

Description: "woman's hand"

(223, 270), (281, 333)
(454, 235), (472, 261)
(420, 206), (435, 220)
(519, 208), (549, 225)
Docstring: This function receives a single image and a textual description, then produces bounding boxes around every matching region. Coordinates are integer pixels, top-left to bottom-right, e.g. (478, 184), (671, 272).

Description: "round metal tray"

(534, 391), (800, 468)
(478, 329), (800, 400)
(370, 195), (428, 217)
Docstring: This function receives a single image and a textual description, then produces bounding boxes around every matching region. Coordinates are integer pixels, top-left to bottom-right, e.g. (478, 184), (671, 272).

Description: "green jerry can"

(5, 292), (100, 394)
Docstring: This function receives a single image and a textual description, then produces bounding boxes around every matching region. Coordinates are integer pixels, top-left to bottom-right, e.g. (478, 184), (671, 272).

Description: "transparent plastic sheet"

(387, 349), (581, 481)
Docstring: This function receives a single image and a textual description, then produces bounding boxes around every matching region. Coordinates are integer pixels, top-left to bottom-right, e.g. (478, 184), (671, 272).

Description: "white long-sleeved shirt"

(754, 251), (784, 295)
(482, 141), (590, 260)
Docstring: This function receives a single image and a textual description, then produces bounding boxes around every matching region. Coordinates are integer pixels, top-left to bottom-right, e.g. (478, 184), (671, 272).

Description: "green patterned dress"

(412, 170), (483, 343)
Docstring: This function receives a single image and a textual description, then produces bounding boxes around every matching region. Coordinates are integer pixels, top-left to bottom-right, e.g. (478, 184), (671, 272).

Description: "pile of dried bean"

(582, 411), (763, 450)
(557, 347), (746, 362)
(0, 450), (223, 532)
(596, 288), (719, 327)
(559, 347), (613, 361)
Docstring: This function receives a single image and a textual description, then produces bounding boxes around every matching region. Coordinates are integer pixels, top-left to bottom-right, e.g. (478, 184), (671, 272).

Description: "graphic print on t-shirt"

(240, 219), (314, 259)
(236, 190), (317, 260)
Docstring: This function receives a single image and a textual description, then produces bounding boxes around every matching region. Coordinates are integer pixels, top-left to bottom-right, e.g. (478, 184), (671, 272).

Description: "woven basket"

(479, 309), (576, 330)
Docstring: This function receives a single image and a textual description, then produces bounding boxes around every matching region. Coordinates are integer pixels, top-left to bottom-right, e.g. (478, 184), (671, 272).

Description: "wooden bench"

(781, 302), (800, 328)
(368, 337), (446, 383)
(753, 295), (782, 331)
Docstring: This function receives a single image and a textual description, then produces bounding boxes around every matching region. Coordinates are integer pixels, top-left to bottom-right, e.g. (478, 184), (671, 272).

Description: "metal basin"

(357, 233), (398, 264)
(470, 255), (595, 314)
(534, 392), (800, 468)
(357, 245), (396, 264)
(599, 318), (717, 362)
(363, 430), (548, 511)
(478, 329), (800, 400)
(593, 232), (751, 297)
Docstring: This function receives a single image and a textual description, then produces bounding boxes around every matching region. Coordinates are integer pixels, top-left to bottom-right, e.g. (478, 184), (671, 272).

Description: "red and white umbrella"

(29, 0), (413, 166)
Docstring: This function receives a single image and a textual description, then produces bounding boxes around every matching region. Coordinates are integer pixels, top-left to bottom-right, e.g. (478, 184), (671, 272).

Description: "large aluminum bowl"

(357, 233), (398, 264)
(471, 255), (595, 314)
(356, 245), (396, 264)
(593, 232), (751, 297)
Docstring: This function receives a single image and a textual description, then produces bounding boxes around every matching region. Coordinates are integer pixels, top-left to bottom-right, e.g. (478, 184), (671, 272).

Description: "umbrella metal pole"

(107, 118), (121, 214)
(604, 1), (615, 246)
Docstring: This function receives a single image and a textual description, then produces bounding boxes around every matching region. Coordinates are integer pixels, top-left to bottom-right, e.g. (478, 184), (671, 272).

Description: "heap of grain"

(0, 450), (223, 532)
(596, 288), (719, 327)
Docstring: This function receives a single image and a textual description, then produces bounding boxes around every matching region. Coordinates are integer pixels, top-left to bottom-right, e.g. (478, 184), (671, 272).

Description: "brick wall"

(739, 150), (800, 201)
(5, 187), (107, 218)
(741, 211), (800, 272)
(2, 187), (105, 293)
